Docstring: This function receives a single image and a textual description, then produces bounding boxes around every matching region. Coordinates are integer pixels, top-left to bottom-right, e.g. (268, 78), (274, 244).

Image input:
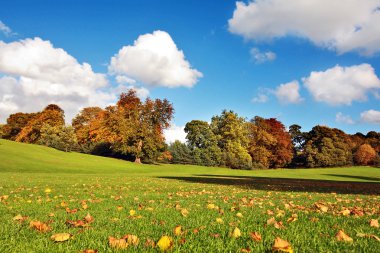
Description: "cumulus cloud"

(229, 0), (380, 55)
(303, 64), (380, 105)
(163, 124), (187, 144)
(0, 37), (119, 122)
(274, 81), (303, 104)
(115, 75), (136, 85)
(336, 112), (355, 124)
(250, 47), (276, 63)
(360, 110), (380, 124)
(109, 30), (202, 87)
(0, 21), (13, 37)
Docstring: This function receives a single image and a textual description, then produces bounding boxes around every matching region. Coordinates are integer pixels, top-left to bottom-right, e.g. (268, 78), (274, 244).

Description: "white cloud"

(163, 124), (187, 144)
(251, 93), (268, 103)
(250, 47), (276, 63)
(229, 0), (380, 55)
(109, 30), (202, 87)
(115, 75), (136, 85)
(274, 80), (303, 104)
(336, 112), (355, 124)
(0, 21), (13, 37)
(360, 110), (380, 124)
(303, 64), (380, 105)
(113, 84), (149, 100)
(0, 37), (118, 122)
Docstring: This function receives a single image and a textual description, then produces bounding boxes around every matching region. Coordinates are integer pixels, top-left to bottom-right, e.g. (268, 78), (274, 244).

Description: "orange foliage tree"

(354, 144), (377, 165)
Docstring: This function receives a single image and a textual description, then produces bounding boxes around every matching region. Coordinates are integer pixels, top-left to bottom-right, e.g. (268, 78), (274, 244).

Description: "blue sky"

(1, 0), (380, 142)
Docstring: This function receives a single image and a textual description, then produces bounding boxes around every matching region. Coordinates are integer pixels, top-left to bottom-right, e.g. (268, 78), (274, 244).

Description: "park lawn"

(0, 139), (379, 252)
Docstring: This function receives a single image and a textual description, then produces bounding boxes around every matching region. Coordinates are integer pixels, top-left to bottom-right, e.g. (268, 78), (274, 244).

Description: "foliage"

(72, 107), (103, 145)
(15, 104), (65, 143)
(354, 144), (377, 165)
(168, 141), (193, 164)
(38, 124), (78, 152)
(2, 112), (37, 140)
(303, 126), (352, 168)
(185, 120), (222, 166)
(211, 110), (251, 169)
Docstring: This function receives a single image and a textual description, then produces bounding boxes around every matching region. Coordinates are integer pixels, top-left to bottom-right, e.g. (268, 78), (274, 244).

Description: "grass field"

(0, 139), (379, 252)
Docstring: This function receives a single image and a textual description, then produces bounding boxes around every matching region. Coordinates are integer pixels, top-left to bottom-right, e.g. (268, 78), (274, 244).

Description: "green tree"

(38, 124), (78, 152)
(168, 140), (193, 164)
(211, 110), (251, 169)
(303, 126), (352, 167)
(184, 120), (222, 166)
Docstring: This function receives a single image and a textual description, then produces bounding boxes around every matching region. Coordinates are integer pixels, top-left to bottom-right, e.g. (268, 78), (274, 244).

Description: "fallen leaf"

(157, 235), (173, 251)
(29, 221), (51, 232)
(180, 208), (189, 217)
(174, 225), (182, 236)
(236, 212), (243, 218)
(51, 233), (72, 242)
(129, 210), (136, 216)
(84, 213), (94, 223)
(123, 234), (139, 246)
(13, 214), (28, 222)
(370, 219), (379, 228)
(231, 227), (241, 238)
(250, 232), (262, 242)
(79, 250), (98, 253)
(315, 203), (328, 213)
(272, 237), (293, 253)
(44, 188), (52, 193)
(144, 238), (155, 248)
(109, 236), (128, 249)
(336, 230), (353, 242)
(216, 218), (224, 224)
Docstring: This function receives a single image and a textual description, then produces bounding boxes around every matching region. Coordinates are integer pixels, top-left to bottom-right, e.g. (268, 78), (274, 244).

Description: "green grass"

(0, 139), (379, 252)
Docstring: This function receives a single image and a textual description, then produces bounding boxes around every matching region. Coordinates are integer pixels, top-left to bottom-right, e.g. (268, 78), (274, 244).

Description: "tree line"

(1, 91), (379, 169)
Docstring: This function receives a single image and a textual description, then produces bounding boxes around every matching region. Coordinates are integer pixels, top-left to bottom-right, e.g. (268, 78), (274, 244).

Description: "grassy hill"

(1, 138), (379, 182)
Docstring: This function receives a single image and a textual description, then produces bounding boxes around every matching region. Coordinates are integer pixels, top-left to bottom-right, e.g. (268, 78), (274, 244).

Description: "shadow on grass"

(159, 175), (380, 195)
(322, 174), (380, 182)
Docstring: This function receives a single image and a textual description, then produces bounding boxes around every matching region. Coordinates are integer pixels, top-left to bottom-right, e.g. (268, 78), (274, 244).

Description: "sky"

(0, 0), (380, 143)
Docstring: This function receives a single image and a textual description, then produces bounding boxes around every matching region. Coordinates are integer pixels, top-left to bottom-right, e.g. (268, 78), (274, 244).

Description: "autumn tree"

(2, 112), (37, 140)
(303, 126), (352, 167)
(15, 104), (65, 143)
(72, 107), (103, 145)
(354, 144), (377, 165)
(211, 110), (251, 169)
(89, 90), (173, 163)
(184, 120), (221, 166)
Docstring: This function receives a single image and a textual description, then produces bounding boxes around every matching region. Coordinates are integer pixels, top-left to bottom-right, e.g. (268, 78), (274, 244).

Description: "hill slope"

(0, 139), (380, 183)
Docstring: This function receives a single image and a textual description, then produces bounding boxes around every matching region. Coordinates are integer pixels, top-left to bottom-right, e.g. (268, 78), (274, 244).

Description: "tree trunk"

(134, 139), (143, 163)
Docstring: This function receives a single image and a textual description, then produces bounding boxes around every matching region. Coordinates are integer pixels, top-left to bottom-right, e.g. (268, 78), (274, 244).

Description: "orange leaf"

(84, 213), (94, 223)
(370, 219), (379, 228)
(174, 225), (182, 236)
(29, 221), (51, 232)
(250, 232), (262, 242)
(122, 234), (139, 246)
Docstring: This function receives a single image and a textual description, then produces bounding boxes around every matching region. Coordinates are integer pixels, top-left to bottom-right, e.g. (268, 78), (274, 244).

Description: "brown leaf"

(122, 234), (139, 246)
(13, 214), (28, 223)
(84, 213), (94, 223)
(144, 238), (155, 248)
(336, 230), (353, 242)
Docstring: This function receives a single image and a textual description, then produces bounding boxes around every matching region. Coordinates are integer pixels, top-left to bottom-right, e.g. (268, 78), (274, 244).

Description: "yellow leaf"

(109, 236), (128, 249)
(157, 235), (173, 251)
(13, 214), (28, 222)
(272, 237), (293, 253)
(236, 212), (243, 218)
(50, 233), (72, 242)
(336, 230), (353, 242)
(231, 227), (241, 238)
(129, 210), (136, 216)
(207, 204), (215, 210)
(174, 225), (182, 236)
(116, 206), (123, 211)
(44, 188), (52, 193)
(181, 208), (189, 217)
(216, 218), (224, 224)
